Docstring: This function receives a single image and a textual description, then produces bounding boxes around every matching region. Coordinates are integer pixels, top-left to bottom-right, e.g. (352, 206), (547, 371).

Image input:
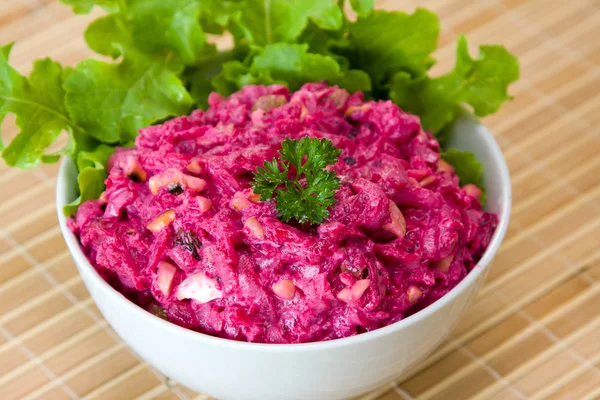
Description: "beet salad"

(72, 83), (497, 344)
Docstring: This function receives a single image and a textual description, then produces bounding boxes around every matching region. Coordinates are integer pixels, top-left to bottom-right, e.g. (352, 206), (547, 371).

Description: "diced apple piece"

(244, 217), (265, 239)
(407, 285), (423, 303)
(176, 272), (223, 304)
(147, 209), (175, 233)
(383, 201), (406, 238)
(272, 279), (296, 300)
(156, 261), (177, 296)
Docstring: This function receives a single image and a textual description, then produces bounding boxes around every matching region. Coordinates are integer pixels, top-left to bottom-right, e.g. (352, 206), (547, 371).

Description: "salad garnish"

(253, 137), (341, 224)
(0, 0), (518, 216)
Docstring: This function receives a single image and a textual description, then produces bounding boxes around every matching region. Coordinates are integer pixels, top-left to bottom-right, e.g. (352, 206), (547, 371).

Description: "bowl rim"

(56, 115), (511, 352)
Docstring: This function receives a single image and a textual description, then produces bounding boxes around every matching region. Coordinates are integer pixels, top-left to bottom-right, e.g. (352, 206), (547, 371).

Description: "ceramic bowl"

(57, 113), (511, 400)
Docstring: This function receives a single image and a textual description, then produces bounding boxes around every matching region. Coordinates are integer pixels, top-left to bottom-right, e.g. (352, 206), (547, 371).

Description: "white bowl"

(56, 114), (511, 400)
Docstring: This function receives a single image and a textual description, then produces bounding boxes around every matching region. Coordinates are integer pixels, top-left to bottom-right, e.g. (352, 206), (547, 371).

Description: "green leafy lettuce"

(212, 43), (371, 96)
(231, 0), (343, 45)
(63, 144), (115, 215)
(0, 0), (519, 216)
(442, 148), (486, 204)
(0, 44), (75, 168)
(390, 36), (519, 134)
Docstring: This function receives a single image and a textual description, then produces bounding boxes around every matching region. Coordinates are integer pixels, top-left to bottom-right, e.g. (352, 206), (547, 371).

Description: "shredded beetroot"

(74, 83), (497, 343)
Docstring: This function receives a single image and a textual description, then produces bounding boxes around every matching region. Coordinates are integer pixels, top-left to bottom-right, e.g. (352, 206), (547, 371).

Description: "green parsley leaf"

(252, 136), (342, 224)
(231, 0), (343, 45)
(0, 44), (77, 168)
(390, 36), (519, 134)
(63, 144), (114, 215)
(63, 57), (193, 144)
(442, 148), (486, 204)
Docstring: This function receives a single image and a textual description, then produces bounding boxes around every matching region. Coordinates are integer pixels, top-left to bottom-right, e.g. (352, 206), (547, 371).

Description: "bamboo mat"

(1, 0), (599, 399)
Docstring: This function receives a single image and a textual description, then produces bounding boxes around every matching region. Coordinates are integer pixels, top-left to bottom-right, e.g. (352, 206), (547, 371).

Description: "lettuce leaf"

(198, 0), (244, 34)
(212, 43), (371, 95)
(232, 0), (343, 45)
(442, 148), (486, 204)
(341, 9), (440, 85)
(125, 0), (206, 65)
(0, 2), (519, 216)
(64, 57), (193, 144)
(390, 36), (519, 134)
(60, 0), (118, 14)
(63, 144), (114, 215)
(79, 0), (208, 65)
(349, 0), (374, 17)
(0, 44), (76, 168)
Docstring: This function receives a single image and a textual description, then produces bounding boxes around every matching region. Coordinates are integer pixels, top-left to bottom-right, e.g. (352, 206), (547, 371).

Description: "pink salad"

(73, 83), (497, 344)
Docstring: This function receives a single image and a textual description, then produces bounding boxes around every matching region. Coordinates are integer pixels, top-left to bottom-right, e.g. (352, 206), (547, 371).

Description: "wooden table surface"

(1, 0), (599, 399)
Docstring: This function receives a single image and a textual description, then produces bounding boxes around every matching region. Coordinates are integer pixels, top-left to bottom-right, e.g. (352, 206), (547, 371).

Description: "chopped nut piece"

(247, 191), (261, 202)
(183, 175), (207, 192)
(252, 94), (287, 112)
(407, 285), (422, 303)
(383, 201), (406, 238)
(437, 159), (455, 174)
(147, 209), (175, 233)
(345, 103), (371, 117)
(124, 155), (147, 182)
(231, 195), (252, 211)
(244, 217), (265, 239)
(432, 254), (454, 273)
(463, 184), (482, 200)
(196, 196), (212, 213)
(419, 175), (436, 187)
(272, 279), (296, 300)
(186, 161), (203, 175)
(337, 279), (371, 303)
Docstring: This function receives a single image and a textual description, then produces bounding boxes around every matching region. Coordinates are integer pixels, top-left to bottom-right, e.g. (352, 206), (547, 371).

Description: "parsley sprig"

(253, 137), (342, 225)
